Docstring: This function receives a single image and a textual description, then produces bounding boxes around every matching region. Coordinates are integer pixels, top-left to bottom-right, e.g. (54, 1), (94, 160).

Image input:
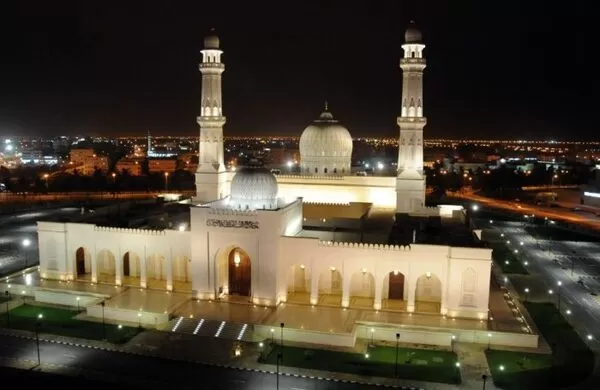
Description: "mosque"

(36, 24), (493, 323)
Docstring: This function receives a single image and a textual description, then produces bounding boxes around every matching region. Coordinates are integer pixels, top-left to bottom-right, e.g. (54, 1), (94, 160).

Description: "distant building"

(20, 150), (59, 165)
(147, 158), (177, 174)
(115, 158), (142, 176)
(69, 148), (109, 175)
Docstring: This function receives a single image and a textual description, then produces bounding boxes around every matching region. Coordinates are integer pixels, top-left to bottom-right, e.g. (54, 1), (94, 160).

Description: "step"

(194, 319), (222, 337)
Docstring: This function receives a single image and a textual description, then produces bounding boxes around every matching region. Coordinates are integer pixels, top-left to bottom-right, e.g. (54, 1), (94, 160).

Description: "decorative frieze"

(206, 219), (259, 229)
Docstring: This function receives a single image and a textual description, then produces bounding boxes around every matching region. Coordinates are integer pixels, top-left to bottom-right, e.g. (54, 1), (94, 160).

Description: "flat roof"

(303, 202), (371, 220)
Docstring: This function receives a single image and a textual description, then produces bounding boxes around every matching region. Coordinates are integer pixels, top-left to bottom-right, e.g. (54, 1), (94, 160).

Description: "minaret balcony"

(199, 63), (225, 69)
(197, 116), (226, 127)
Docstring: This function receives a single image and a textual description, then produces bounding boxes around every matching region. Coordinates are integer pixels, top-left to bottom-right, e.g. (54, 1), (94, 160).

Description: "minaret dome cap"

(204, 29), (220, 49)
(404, 21), (422, 43)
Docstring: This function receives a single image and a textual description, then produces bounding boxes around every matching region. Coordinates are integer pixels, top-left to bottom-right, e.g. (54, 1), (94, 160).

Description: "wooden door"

(388, 272), (405, 300)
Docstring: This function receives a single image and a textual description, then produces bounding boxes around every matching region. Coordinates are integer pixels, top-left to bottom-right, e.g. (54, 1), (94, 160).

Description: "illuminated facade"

(396, 21), (427, 213)
(37, 27), (492, 321)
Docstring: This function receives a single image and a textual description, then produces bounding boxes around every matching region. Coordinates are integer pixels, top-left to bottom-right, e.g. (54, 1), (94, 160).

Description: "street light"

(280, 322), (284, 347)
(76, 296), (80, 312)
(22, 238), (31, 267)
(487, 333), (492, 351)
(164, 172), (169, 191)
(276, 351), (282, 390)
(451, 334), (456, 353)
(270, 328), (275, 343)
(370, 327), (375, 347)
(137, 312), (142, 328)
(524, 288), (529, 302)
(587, 334), (593, 341)
(557, 281), (562, 310)
(482, 374), (488, 390)
(395, 333), (400, 378)
(547, 289), (553, 302)
(35, 313), (43, 365)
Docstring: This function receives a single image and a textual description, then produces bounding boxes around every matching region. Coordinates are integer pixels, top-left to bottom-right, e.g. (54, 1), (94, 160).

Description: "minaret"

(195, 29), (228, 201)
(147, 130), (152, 156)
(396, 21), (427, 213)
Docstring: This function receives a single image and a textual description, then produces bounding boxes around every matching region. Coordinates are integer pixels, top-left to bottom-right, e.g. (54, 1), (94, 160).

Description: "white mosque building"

(37, 24), (492, 320)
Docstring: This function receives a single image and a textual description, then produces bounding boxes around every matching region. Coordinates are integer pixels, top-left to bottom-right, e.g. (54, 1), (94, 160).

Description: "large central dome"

(229, 166), (279, 210)
(299, 104), (353, 175)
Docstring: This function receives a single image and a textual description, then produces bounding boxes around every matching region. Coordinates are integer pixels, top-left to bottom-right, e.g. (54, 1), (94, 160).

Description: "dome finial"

(324, 100), (329, 111)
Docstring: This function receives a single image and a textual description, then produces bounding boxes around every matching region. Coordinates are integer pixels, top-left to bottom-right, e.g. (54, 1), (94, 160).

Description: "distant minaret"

(396, 21), (427, 213)
(195, 29), (228, 201)
(147, 130), (152, 156)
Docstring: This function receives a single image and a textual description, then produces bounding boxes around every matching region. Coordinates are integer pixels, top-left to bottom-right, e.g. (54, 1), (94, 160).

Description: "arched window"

(324, 168), (328, 174)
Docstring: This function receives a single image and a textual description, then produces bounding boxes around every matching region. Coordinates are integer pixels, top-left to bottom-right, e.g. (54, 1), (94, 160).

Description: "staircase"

(169, 317), (253, 342)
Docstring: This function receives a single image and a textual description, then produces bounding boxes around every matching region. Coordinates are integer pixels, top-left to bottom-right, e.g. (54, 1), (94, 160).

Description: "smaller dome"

(229, 167), (279, 210)
(204, 29), (220, 49)
(405, 21), (422, 43)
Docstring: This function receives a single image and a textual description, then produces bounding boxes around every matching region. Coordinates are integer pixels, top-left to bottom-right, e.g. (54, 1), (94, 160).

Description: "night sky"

(0, 1), (595, 139)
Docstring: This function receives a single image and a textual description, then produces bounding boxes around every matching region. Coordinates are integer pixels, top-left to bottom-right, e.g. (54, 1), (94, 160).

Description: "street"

(451, 192), (600, 231)
(478, 218), (600, 352)
(0, 334), (389, 390)
(0, 207), (80, 277)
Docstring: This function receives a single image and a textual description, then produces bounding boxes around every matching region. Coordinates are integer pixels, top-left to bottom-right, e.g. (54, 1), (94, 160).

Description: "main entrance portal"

(228, 248), (251, 296)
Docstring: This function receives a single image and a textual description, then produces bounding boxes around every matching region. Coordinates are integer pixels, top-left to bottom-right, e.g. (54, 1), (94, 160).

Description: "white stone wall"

(280, 237), (492, 319)
(276, 175), (396, 209)
(38, 222), (191, 291)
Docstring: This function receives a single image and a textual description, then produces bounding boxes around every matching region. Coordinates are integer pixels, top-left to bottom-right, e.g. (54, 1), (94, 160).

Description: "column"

(91, 245), (98, 283)
(373, 276), (383, 310)
(407, 277), (415, 312)
(115, 247), (122, 286)
(166, 249), (173, 292)
(140, 247), (147, 289)
(341, 276), (350, 308)
(310, 268), (319, 305)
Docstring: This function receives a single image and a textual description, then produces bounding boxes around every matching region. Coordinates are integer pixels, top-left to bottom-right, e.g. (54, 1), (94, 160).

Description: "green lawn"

(486, 302), (594, 389)
(491, 245), (528, 275)
(260, 344), (461, 384)
(0, 304), (140, 344)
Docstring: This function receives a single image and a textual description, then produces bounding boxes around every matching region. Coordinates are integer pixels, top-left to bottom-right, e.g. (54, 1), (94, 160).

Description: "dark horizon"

(0, 1), (595, 140)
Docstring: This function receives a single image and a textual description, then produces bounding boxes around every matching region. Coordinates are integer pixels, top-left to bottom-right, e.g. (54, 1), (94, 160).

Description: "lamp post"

(22, 238), (31, 267)
(395, 333), (400, 378)
(101, 301), (106, 340)
(137, 312), (142, 328)
(280, 322), (284, 346)
(451, 334), (456, 353)
(34, 313), (43, 365)
(76, 296), (80, 312)
(276, 351), (282, 390)
(164, 172), (169, 191)
(43, 173), (49, 189)
(270, 328), (275, 343)
(487, 333), (492, 351)
(482, 374), (488, 390)
(547, 289), (553, 302)
(524, 288), (529, 303)
(4, 291), (9, 326)
(370, 327), (375, 347)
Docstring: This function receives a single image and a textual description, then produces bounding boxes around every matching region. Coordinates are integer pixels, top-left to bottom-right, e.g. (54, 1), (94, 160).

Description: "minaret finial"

(324, 101), (328, 111)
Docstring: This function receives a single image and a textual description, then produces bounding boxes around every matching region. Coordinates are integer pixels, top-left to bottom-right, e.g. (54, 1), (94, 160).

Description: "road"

(450, 192), (600, 231)
(0, 191), (194, 203)
(0, 334), (387, 390)
(478, 218), (600, 353)
(0, 207), (81, 277)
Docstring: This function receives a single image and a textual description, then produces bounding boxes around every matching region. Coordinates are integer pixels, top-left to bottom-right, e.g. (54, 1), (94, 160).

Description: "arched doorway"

(76, 247), (86, 275)
(415, 273), (442, 313)
(228, 248), (251, 296)
(382, 271), (406, 311)
(123, 252), (131, 277)
(389, 271), (405, 300)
